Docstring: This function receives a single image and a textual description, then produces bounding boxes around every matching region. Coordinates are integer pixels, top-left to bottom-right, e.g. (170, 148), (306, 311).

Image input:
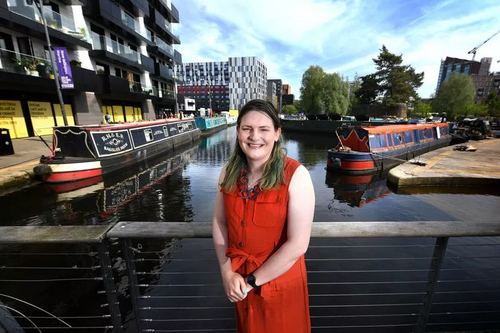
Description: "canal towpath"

(0, 135), (52, 195)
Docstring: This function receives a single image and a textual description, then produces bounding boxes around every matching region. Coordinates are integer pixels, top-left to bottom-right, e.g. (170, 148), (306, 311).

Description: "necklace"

(238, 167), (261, 200)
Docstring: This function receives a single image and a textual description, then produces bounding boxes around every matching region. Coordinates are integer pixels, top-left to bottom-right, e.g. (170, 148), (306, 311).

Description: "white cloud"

(175, 0), (500, 99)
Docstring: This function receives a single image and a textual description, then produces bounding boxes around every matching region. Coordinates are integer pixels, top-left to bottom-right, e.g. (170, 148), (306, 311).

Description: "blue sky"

(173, 0), (500, 99)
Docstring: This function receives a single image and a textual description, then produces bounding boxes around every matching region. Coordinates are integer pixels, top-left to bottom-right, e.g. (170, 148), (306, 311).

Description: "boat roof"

(359, 123), (448, 134)
(57, 118), (190, 131)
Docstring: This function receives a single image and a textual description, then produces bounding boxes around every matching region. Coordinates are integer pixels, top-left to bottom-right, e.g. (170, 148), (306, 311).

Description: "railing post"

(416, 236), (449, 333)
(122, 239), (143, 332)
(97, 241), (124, 333)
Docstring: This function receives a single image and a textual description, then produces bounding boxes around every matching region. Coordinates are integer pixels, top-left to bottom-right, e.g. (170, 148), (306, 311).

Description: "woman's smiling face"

(237, 111), (281, 164)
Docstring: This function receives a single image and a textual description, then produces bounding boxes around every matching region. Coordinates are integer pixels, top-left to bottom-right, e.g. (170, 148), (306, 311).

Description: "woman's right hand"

(222, 271), (248, 303)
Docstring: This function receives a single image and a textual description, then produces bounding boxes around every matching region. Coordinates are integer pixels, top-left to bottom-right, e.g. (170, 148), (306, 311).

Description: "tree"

(300, 65), (349, 115)
(345, 73), (362, 112)
(355, 45), (424, 106)
(355, 74), (380, 104)
(412, 100), (432, 118)
(486, 92), (500, 118)
(282, 105), (298, 115)
(431, 73), (475, 119)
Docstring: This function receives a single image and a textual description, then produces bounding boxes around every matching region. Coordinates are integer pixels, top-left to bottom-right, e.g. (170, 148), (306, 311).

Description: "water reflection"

(325, 172), (392, 208)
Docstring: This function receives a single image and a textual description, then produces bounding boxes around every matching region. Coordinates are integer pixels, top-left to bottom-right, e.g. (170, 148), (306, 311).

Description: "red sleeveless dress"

(222, 157), (311, 333)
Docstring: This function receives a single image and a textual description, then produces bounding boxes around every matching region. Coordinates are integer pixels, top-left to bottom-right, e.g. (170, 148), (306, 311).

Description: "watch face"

(248, 274), (256, 287)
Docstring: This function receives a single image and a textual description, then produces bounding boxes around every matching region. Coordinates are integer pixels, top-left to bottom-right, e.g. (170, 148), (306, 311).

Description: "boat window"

(163, 126), (168, 137)
(144, 129), (154, 142)
(386, 134), (393, 147)
(419, 130), (426, 140)
(178, 125), (184, 133)
(404, 131), (413, 143)
(370, 134), (387, 149)
(392, 133), (403, 146)
(187, 123), (193, 130)
(426, 128), (433, 139)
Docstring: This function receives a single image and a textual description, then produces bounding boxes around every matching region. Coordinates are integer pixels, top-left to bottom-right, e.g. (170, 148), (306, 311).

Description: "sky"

(173, 0), (500, 99)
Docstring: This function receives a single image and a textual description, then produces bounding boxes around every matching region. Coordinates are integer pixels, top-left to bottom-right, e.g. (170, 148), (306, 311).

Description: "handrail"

(2, 221), (499, 244)
(107, 221), (500, 239)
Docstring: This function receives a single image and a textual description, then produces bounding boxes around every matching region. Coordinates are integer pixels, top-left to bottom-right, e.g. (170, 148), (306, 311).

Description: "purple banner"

(54, 47), (74, 89)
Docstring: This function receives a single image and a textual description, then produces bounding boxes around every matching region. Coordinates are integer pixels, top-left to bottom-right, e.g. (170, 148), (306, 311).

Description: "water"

(1, 126), (500, 332)
(1, 126), (499, 226)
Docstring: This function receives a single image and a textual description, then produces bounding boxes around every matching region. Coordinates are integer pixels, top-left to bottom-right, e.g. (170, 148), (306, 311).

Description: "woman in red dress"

(212, 99), (315, 332)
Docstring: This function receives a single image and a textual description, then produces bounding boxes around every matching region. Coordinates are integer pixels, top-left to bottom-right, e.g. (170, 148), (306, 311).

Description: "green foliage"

(282, 105), (298, 115)
(355, 45), (424, 106)
(300, 65), (349, 115)
(412, 100), (432, 117)
(294, 100), (303, 113)
(486, 92), (500, 117)
(355, 74), (380, 104)
(431, 73), (475, 119)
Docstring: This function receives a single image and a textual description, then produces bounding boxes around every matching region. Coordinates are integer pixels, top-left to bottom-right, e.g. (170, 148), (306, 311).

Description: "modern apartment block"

(176, 56), (267, 112)
(282, 84), (291, 95)
(266, 80), (277, 108)
(267, 78), (282, 112)
(472, 72), (500, 103)
(176, 61), (229, 112)
(436, 57), (495, 103)
(0, 0), (182, 138)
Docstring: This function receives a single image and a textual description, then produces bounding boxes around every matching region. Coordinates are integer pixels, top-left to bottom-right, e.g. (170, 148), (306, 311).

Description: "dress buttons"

(238, 242), (244, 248)
(241, 221), (245, 227)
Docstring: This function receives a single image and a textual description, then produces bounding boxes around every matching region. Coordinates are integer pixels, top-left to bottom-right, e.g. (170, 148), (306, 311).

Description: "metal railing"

(91, 32), (141, 64)
(1, 221), (499, 332)
(152, 87), (176, 99)
(7, 1), (87, 41)
(0, 48), (53, 78)
(121, 10), (150, 41)
(128, 80), (153, 95)
(155, 38), (174, 56)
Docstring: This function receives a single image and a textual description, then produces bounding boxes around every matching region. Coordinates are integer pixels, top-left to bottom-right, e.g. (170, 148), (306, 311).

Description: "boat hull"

(327, 139), (451, 174)
(35, 119), (201, 183)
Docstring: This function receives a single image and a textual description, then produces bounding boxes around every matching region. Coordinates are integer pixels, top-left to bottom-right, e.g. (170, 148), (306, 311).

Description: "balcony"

(174, 49), (182, 64)
(147, 37), (174, 62)
(121, 9), (150, 41)
(5, 1), (91, 48)
(152, 87), (176, 100)
(82, 0), (151, 44)
(90, 32), (147, 71)
(157, 0), (179, 23)
(153, 63), (174, 81)
(151, 9), (180, 44)
(98, 74), (154, 100)
(0, 48), (61, 92)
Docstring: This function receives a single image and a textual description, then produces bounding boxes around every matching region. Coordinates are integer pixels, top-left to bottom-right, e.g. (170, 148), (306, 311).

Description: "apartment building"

(176, 56), (267, 112)
(267, 78), (282, 112)
(0, 0), (181, 138)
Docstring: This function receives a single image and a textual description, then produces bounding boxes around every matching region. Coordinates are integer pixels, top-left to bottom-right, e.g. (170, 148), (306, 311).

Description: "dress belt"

(226, 247), (274, 299)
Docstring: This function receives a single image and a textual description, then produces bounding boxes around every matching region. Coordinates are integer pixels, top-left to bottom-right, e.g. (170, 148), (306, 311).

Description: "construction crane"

(468, 29), (500, 61)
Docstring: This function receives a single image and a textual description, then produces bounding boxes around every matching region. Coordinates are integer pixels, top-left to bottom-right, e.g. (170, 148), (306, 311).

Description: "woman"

(212, 99), (315, 332)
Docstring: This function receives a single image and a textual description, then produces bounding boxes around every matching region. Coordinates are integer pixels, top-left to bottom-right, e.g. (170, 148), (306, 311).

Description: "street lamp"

(28, 0), (69, 126)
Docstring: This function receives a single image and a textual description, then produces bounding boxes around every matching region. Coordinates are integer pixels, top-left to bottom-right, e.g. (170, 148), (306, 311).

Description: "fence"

(1, 221), (499, 332)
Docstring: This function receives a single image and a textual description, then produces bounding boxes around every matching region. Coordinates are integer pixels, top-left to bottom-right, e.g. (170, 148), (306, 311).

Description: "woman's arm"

(245, 164), (315, 288)
(212, 166), (247, 302)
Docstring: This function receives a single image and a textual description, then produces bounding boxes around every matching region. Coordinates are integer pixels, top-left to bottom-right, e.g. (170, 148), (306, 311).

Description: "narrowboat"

(33, 118), (201, 183)
(327, 123), (451, 174)
(194, 116), (227, 135)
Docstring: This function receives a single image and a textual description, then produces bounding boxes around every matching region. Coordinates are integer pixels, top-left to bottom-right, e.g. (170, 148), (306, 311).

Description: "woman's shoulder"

(284, 157), (301, 172)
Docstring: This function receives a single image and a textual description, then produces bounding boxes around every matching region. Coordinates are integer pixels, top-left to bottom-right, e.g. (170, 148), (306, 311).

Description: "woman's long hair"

(221, 99), (285, 192)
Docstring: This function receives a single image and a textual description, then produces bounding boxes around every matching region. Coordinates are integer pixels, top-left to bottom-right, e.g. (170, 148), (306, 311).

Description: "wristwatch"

(247, 273), (258, 288)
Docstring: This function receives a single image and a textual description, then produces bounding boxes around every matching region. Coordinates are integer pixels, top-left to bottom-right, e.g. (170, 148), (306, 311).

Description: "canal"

(1, 126), (499, 332)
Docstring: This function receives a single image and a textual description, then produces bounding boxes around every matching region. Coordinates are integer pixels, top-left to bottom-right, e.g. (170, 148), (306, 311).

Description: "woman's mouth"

(247, 143), (264, 149)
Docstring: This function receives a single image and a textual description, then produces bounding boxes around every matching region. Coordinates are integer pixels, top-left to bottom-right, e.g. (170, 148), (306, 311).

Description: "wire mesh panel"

(0, 242), (119, 332)
(118, 238), (236, 332)
(427, 237), (500, 332)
